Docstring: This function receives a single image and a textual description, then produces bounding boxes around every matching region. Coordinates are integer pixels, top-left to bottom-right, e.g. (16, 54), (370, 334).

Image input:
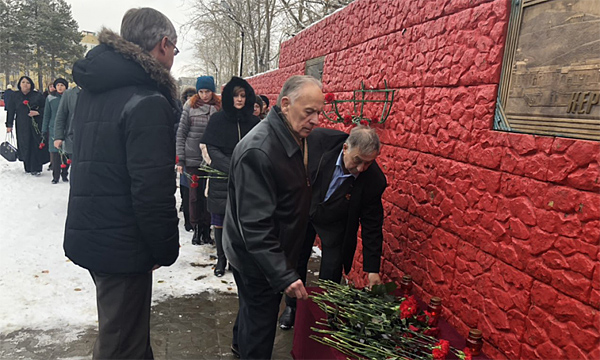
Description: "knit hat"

(53, 78), (69, 89)
(6, 84), (12, 90)
(196, 76), (216, 92)
(259, 95), (269, 108)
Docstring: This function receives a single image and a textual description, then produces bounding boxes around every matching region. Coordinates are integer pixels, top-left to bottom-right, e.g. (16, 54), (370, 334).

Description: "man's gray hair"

(121, 8), (177, 52)
(346, 125), (381, 154)
(276, 75), (322, 107)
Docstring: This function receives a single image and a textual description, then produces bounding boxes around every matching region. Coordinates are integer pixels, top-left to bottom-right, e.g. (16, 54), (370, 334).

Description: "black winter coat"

(223, 106), (311, 293)
(63, 29), (180, 274)
(201, 77), (259, 215)
(6, 89), (49, 168)
(307, 128), (387, 275)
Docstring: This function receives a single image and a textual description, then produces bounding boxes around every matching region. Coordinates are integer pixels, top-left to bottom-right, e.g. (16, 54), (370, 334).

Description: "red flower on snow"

(23, 100), (29, 105)
(324, 93), (335, 103)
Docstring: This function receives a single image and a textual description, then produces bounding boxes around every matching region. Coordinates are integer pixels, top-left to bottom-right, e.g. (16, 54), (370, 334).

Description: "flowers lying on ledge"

(309, 280), (471, 360)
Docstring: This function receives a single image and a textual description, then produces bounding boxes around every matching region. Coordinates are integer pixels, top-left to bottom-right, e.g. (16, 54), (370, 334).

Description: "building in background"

(81, 31), (99, 55)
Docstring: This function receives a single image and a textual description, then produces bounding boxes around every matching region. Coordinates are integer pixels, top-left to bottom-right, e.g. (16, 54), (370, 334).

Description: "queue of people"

(3, 7), (387, 360)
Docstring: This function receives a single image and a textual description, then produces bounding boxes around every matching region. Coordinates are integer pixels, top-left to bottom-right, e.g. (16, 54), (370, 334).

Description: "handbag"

(1, 133), (18, 162)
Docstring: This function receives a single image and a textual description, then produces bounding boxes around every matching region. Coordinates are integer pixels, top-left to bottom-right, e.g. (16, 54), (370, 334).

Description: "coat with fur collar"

(64, 29), (180, 274)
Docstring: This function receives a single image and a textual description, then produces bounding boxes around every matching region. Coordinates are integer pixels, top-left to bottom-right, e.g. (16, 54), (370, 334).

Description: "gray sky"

(67, 0), (198, 78)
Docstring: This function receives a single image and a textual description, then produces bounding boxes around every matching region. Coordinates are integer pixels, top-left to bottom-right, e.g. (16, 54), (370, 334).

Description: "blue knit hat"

(196, 76), (216, 92)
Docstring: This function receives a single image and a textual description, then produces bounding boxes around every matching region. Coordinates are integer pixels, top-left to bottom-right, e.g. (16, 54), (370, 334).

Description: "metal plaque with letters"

(495, 0), (600, 141)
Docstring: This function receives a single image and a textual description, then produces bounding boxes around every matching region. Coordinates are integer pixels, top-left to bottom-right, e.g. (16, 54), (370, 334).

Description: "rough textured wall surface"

(246, 0), (600, 358)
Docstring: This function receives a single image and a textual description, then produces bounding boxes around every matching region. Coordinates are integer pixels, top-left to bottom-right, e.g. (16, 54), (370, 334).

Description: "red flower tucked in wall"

(324, 93), (335, 103)
(343, 114), (353, 124)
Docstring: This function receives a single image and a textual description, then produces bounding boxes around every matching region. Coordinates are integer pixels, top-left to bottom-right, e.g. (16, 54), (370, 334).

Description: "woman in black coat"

(5, 76), (49, 174)
(201, 76), (260, 277)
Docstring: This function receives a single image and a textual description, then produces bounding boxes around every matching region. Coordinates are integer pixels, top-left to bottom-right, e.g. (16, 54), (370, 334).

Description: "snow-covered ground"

(0, 109), (237, 340)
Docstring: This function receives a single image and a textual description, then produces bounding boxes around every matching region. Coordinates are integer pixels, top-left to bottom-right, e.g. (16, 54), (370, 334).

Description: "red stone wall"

(246, 0), (600, 358)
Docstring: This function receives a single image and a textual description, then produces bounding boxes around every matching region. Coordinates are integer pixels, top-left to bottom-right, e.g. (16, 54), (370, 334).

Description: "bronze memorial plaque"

(499, 0), (600, 141)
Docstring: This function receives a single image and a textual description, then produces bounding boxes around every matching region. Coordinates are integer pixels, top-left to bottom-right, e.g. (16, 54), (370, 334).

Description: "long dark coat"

(5, 89), (49, 171)
(201, 77), (260, 215)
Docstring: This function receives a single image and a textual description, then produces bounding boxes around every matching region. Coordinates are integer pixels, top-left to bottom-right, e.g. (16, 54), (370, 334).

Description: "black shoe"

(61, 176), (68, 183)
(231, 344), (240, 358)
(201, 227), (213, 245)
(278, 306), (295, 330)
(191, 225), (201, 245)
(184, 222), (193, 232)
(51, 179), (59, 184)
(214, 259), (226, 277)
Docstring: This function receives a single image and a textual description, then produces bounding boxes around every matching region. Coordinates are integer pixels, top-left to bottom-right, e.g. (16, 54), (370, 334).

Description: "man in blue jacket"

(63, 8), (180, 359)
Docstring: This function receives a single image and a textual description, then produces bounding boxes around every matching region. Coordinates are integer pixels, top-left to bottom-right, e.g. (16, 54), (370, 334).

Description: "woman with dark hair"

(42, 78), (69, 184)
(201, 76), (260, 277)
(177, 76), (221, 244)
(5, 76), (49, 175)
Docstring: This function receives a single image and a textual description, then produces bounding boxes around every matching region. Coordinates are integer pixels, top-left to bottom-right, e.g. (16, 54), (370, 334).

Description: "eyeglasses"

(165, 37), (179, 56)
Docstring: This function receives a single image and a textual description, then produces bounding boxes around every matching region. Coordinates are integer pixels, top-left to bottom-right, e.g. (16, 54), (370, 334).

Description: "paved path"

(0, 257), (321, 360)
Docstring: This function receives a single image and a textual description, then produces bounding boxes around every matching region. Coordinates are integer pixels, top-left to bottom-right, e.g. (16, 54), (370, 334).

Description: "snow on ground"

(0, 109), (237, 339)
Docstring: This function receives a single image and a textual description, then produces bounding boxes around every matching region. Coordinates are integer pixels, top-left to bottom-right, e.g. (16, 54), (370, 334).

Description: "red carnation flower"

(67, 159), (72, 164)
(190, 182), (199, 188)
(408, 324), (419, 332)
(23, 100), (29, 105)
(60, 164), (67, 169)
(38, 142), (45, 149)
(359, 119), (369, 127)
(463, 347), (473, 360)
(324, 93), (335, 103)
(399, 296), (418, 319)
(423, 327), (439, 336)
(432, 340), (450, 360)
(191, 174), (199, 182)
(343, 114), (352, 124)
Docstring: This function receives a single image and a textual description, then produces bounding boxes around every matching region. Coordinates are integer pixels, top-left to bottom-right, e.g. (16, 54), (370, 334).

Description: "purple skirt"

(211, 213), (225, 227)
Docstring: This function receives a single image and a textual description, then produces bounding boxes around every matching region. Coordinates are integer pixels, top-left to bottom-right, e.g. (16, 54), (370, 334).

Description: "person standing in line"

(63, 8), (180, 359)
(176, 86), (198, 232)
(53, 85), (81, 173)
(223, 75), (324, 359)
(3, 84), (14, 113)
(201, 76), (260, 277)
(176, 76), (220, 244)
(42, 78), (69, 184)
(279, 125), (387, 329)
(5, 76), (49, 175)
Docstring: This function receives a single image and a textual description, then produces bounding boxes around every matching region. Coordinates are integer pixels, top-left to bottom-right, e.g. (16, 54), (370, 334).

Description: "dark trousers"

(188, 167), (210, 228)
(180, 185), (191, 226)
(232, 268), (282, 359)
(285, 223), (344, 308)
(89, 271), (154, 360)
(49, 152), (69, 181)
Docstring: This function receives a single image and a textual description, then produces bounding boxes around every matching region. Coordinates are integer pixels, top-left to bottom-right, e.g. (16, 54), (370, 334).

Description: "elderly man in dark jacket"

(279, 125), (387, 329)
(63, 8), (180, 359)
(223, 75), (324, 359)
